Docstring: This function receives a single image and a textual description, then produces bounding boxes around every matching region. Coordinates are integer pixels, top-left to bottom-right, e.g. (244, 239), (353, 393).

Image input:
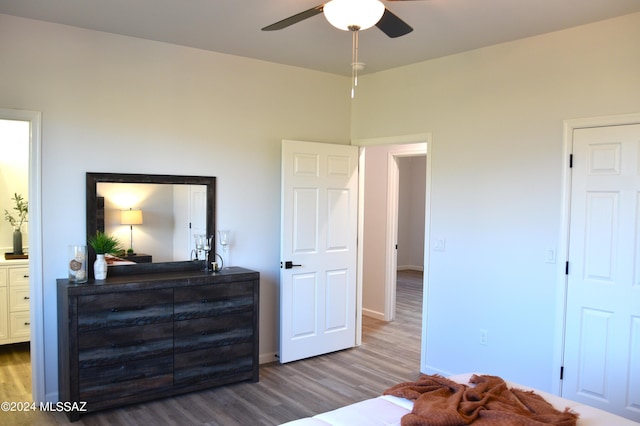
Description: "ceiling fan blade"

(262, 5), (325, 31)
(376, 8), (413, 38)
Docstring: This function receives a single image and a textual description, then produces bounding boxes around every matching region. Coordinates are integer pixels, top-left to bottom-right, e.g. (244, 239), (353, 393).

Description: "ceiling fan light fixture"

(323, 0), (385, 31)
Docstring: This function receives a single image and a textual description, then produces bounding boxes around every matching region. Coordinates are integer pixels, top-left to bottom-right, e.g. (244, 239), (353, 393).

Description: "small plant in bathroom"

(4, 193), (28, 255)
(4, 192), (28, 230)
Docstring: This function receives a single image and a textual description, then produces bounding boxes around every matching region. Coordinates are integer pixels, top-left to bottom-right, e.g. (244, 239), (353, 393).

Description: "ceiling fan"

(263, 0), (423, 97)
(262, 0), (422, 38)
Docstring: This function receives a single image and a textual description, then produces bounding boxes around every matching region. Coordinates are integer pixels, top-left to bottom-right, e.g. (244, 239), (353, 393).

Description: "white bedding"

(280, 373), (639, 425)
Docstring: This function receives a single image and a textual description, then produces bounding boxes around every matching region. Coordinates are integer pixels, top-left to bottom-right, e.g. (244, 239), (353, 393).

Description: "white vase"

(94, 254), (108, 280)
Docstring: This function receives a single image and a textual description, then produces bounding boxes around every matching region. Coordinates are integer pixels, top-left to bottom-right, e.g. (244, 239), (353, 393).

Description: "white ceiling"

(1, 0), (639, 76)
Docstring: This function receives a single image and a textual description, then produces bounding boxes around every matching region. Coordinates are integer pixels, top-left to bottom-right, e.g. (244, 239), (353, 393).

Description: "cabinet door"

(9, 311), (30, 339)
(9, 267), (29, 285)
(9, 285), (30, 312)
(0, 287), (8, 340)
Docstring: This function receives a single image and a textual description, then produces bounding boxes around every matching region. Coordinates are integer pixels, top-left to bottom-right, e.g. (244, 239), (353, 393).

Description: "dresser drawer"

(174, 311), (253, 353)
(9, 267), (29, 285)
(57, 268), (259, 421)
(174, 282), (254, 320)
(79, 322), (174, 368)
(79, 355), (173, 403)
(77, 289), (173, 332)
(9, 284), (30, 312)
(10, 311), (31, 339)
(174, 342), (254, 385)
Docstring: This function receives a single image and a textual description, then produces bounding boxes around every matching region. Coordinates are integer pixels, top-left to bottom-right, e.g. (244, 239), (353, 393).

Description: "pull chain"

(349, 25), (360, 99)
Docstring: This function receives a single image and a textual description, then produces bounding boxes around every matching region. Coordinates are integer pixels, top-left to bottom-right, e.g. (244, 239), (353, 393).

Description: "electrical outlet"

(479, 329), (488, 345)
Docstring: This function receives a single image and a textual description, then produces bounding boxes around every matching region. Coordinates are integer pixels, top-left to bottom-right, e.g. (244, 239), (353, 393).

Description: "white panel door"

(563, 124), (640, 421)
(280, 140), (359, 363)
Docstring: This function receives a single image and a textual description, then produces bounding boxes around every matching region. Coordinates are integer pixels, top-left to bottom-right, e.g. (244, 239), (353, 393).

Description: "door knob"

(282, 261), (302, 269)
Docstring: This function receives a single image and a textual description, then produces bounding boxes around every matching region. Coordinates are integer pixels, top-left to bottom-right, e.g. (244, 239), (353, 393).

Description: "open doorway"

(360, 142), (427, 322)
(396, 154), (426, 321)
(0, 118), (31, 401)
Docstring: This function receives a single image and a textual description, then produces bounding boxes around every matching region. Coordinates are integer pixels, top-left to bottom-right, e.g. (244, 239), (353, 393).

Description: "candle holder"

(193, 234), (212, 271)
(218, 230), (230, 268)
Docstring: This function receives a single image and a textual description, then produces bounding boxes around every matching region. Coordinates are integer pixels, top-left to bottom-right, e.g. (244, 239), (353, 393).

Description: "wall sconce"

(120, 208), (143, 254)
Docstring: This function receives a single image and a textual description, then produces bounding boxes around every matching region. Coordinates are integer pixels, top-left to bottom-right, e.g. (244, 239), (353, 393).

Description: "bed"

(280, 373), (639, 425)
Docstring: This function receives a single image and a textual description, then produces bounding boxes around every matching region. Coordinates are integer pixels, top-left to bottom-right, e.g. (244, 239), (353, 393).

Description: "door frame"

(0, 108), (43, 403)
(384, 148), (428, 321)
(556, 112), (640, 396)
(353, 133), (431, 345)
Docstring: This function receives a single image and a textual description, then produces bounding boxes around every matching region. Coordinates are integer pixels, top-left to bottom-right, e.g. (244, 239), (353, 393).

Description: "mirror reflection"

(86, 173), (216, 277)
(97, 182), (207, 263)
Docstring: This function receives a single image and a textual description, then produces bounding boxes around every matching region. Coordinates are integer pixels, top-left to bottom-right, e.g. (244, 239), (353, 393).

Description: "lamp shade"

(323, 0), (385, 31)
(121, 209), (143, 225)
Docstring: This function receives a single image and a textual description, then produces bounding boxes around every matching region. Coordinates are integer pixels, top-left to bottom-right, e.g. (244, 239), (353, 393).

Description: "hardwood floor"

(2, 270), (423, 425)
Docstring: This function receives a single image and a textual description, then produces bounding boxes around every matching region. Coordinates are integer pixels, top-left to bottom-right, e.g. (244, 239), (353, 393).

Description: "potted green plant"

(4, 193), (28, 256)
(88, 231), (121, 280)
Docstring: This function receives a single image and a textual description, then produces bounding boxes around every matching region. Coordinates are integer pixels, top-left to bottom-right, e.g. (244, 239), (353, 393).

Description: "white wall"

(361, 145), (389, 319)
(0, 13), (351, 401)
(352, 12), (640, 392)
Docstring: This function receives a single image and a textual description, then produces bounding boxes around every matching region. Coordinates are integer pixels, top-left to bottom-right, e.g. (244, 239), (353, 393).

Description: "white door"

(563, 123), (640, 421)
(280, 140), (359, 363)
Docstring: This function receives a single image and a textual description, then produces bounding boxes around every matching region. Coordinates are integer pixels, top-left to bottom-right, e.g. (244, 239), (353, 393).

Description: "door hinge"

(565, 261), (569, 275)
(560, 366), (564, 380)
(569, 154), (573, 168)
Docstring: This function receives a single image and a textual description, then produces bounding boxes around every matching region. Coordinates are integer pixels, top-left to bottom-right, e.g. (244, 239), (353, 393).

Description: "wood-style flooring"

(1, 270), (423, 425)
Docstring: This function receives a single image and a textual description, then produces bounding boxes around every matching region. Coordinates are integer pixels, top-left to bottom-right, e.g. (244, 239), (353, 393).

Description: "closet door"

(563, 123), (640, 422)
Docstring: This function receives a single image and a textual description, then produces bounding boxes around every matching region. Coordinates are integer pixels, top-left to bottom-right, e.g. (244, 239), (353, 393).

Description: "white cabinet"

(0, 261), (30, 344)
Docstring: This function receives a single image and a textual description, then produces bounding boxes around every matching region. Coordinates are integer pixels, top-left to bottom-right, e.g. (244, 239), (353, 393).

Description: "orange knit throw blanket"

(383, 374), (579, 426)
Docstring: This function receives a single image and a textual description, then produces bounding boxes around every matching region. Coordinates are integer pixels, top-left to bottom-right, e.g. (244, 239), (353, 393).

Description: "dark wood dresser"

(57, 267), (259, 421)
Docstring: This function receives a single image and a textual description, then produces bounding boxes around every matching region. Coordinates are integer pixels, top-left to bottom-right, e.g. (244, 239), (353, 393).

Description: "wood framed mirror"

(86, 172), (216, 278)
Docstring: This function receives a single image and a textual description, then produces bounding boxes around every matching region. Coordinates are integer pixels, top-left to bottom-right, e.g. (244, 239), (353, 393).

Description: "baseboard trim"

(259, 351), (279, 364)
(362, 308), (385, 321)
(397, 265), (424, 272)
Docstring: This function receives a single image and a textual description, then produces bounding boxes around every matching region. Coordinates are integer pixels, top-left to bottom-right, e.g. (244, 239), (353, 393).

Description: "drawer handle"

(110, 305), (144, 313)
(23, 275), (29, 278)
(111, 373), (145, 383)
(23, 296), (30, 300)
(24, 322), (30, 326)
